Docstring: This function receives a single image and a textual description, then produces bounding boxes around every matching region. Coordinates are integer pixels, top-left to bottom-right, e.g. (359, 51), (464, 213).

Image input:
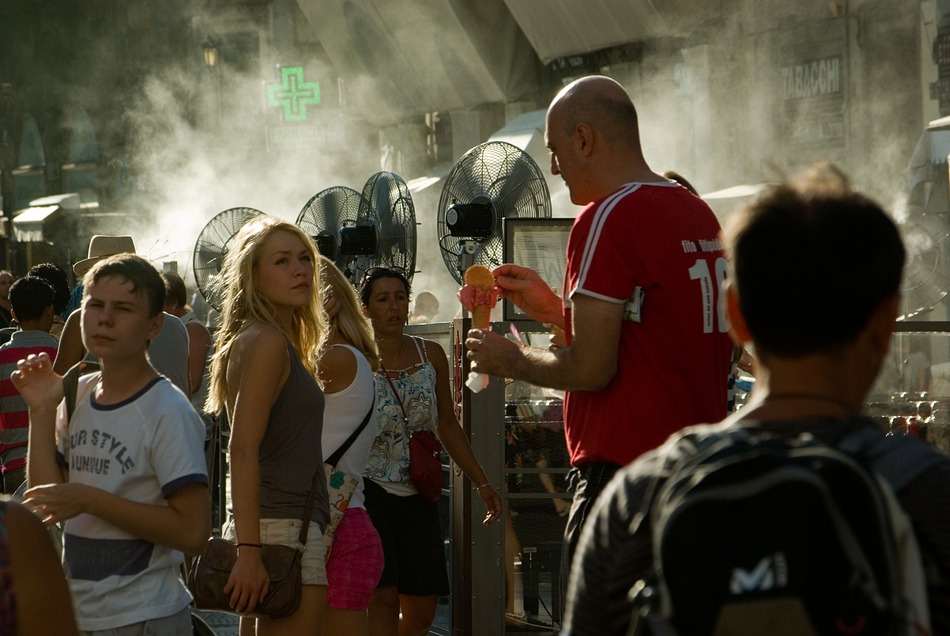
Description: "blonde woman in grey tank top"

(206, 218), (330, 635)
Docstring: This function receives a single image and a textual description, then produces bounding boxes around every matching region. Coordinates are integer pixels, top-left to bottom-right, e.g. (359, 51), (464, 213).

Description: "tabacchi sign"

(781, 56), (842, 101)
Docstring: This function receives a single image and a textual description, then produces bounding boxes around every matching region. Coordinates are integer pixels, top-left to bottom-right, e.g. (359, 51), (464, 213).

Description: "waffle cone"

(472, 305), (491, 329)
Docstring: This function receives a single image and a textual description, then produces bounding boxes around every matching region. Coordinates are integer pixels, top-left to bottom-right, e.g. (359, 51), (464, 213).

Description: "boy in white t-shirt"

(13, 253), (210, 634)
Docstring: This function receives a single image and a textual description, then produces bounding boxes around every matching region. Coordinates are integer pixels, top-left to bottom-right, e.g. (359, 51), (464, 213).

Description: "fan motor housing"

(313, 231), (337, 260)
(446, 201), (494, 239)
(340, 225), (377, 256)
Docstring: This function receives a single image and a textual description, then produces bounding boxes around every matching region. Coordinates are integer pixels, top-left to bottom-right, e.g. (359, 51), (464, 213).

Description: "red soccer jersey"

(562, 182), (733, 467)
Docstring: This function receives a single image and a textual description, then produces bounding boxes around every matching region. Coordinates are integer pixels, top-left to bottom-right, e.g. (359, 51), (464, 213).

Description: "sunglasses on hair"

(360, 266), (408, 285)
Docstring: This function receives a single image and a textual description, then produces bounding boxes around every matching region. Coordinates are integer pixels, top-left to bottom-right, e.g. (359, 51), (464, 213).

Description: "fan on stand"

(296, 186), (362, 269)
(347, 171), (417, 285)
(193, 207), (265, 311)
(437, 140), (551, 283)
(898, 209), (950, 320)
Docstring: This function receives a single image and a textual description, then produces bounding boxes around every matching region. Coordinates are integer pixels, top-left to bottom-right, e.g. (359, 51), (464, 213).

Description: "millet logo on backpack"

(729, 552), (788, 594)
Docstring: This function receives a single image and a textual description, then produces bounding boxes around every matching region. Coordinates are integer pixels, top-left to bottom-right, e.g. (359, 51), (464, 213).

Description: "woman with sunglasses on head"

(317, 256), (385, 636)
(358, 267), (502, 636)
(206, 217), (330, 636)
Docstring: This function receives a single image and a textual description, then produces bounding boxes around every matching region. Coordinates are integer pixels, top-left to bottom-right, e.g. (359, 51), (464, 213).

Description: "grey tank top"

(258, 344), (329, 530)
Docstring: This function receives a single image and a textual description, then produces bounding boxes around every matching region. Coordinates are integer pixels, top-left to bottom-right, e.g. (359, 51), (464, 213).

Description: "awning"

(503, 0), (666, 64)
(29, 193), (81, 209)
(12, 205), (60, 242)
(502, 0), (721, 65)
(11, 193), (82, 242)
(296, 0), (540, 125)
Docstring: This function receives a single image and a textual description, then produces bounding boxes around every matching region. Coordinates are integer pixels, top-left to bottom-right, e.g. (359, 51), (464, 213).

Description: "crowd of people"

(0, 215), (501, 635)
(0, 71), (944, 636)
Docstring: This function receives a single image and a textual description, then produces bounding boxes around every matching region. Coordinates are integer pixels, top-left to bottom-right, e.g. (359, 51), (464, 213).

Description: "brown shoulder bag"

(186, 470), (321, 618)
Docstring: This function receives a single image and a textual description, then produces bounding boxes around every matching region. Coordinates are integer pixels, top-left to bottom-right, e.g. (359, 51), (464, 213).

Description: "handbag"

(186, 470), (321, 619)
(323, 403), (375, 559)
(380, 365), (443, 503)
(408, 429), (443, 503)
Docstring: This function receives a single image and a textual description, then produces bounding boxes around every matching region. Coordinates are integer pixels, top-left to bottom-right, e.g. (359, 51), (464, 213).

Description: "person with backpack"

(561, 162), (950, 635)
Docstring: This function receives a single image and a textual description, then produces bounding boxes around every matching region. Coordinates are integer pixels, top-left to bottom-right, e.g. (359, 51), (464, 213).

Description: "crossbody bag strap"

(326, 403), (375, 467)
(379, 362), (409, 430)
(296, 469), (322, 548)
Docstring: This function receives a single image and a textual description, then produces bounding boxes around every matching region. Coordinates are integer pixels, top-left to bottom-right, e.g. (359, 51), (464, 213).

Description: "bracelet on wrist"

(237, 542), (262, 549)
(475, 483), (492, 491)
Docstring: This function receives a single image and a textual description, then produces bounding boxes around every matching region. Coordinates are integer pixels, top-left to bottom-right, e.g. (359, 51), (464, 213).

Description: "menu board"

(503, 218), (574, 320)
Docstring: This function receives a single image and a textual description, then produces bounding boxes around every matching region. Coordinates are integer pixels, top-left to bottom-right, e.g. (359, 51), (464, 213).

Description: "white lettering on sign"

(781, 57), (841, 100)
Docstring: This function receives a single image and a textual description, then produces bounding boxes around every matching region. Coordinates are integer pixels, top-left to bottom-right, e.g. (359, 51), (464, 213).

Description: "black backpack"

(629, 424), (940, 636)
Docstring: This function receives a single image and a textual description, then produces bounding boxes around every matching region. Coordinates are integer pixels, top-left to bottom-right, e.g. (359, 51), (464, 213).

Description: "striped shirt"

(0, 330), (58, 472)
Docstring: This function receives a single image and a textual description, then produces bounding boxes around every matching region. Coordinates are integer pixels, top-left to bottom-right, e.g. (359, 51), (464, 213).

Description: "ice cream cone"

(472, 305), (491, 329)
(459, 265), (497, 393)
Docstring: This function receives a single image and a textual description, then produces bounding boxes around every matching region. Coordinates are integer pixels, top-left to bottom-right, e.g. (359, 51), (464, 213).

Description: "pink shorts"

(325, 507), (384, 610)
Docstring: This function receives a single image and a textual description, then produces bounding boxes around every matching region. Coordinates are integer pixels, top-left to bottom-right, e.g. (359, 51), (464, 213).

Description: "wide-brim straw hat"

(73, 235), (137, 277)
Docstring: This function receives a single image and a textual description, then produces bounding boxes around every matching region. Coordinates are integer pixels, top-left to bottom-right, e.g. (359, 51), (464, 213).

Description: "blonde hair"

(318, 255), (380, 371)
(206, 217), (328, 414)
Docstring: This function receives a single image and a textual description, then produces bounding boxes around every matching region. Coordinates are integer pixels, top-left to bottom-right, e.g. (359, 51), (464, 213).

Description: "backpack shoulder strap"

(838, 424), (945, 492)
(62, 361), (100, 422)
(869, 435), (945, 492)
(840, 426), (936, 632)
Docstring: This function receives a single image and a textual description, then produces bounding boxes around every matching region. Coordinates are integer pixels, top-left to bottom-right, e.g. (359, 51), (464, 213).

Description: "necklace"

(380, 336), (405, 376)
(765, 392), (855, 414)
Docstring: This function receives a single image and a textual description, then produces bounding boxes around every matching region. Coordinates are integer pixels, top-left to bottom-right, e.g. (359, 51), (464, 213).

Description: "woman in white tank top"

(317, 257), (384, 635)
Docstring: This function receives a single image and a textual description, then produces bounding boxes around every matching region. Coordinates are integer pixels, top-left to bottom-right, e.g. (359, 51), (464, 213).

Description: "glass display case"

(866, 323), (950, 452)
(503, 378), (569, 633)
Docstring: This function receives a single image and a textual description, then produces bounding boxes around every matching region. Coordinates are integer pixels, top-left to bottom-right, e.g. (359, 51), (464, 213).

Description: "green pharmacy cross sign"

(266, 67), (320, 122)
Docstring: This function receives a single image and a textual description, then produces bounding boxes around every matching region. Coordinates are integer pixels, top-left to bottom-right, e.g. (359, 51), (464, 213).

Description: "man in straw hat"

(72, 235), (138, 279)
(54, 236), (191, 397)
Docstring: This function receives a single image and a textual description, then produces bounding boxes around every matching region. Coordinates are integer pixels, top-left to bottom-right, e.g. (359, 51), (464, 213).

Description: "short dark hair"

(358, 267), (411, 306)
(10, 276), (54, 322)
(160, 270), (188, 309)
(84, 254), (166, 317)
(28, 263), (70, 314)
(726, 162), (905, 357)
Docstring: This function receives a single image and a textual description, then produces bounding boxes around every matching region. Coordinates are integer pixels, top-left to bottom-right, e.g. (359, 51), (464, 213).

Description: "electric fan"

(898, 209), (950, 320)
(437, 141), (551, 283)
(295, 186), (362, 267)
(193, 207), (265, 310)
(346, 171), (417, 285)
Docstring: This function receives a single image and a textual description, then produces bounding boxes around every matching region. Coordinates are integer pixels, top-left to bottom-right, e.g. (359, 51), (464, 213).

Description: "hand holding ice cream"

(458, 265), (497, 392)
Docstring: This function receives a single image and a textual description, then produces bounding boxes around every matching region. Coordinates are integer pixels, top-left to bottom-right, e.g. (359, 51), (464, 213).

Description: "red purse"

(409, 430), (443, 502)
(382, 366), (444, 502)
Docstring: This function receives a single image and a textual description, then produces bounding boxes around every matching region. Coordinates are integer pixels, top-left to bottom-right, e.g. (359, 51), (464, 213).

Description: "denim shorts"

(223, 517), (328, 586)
